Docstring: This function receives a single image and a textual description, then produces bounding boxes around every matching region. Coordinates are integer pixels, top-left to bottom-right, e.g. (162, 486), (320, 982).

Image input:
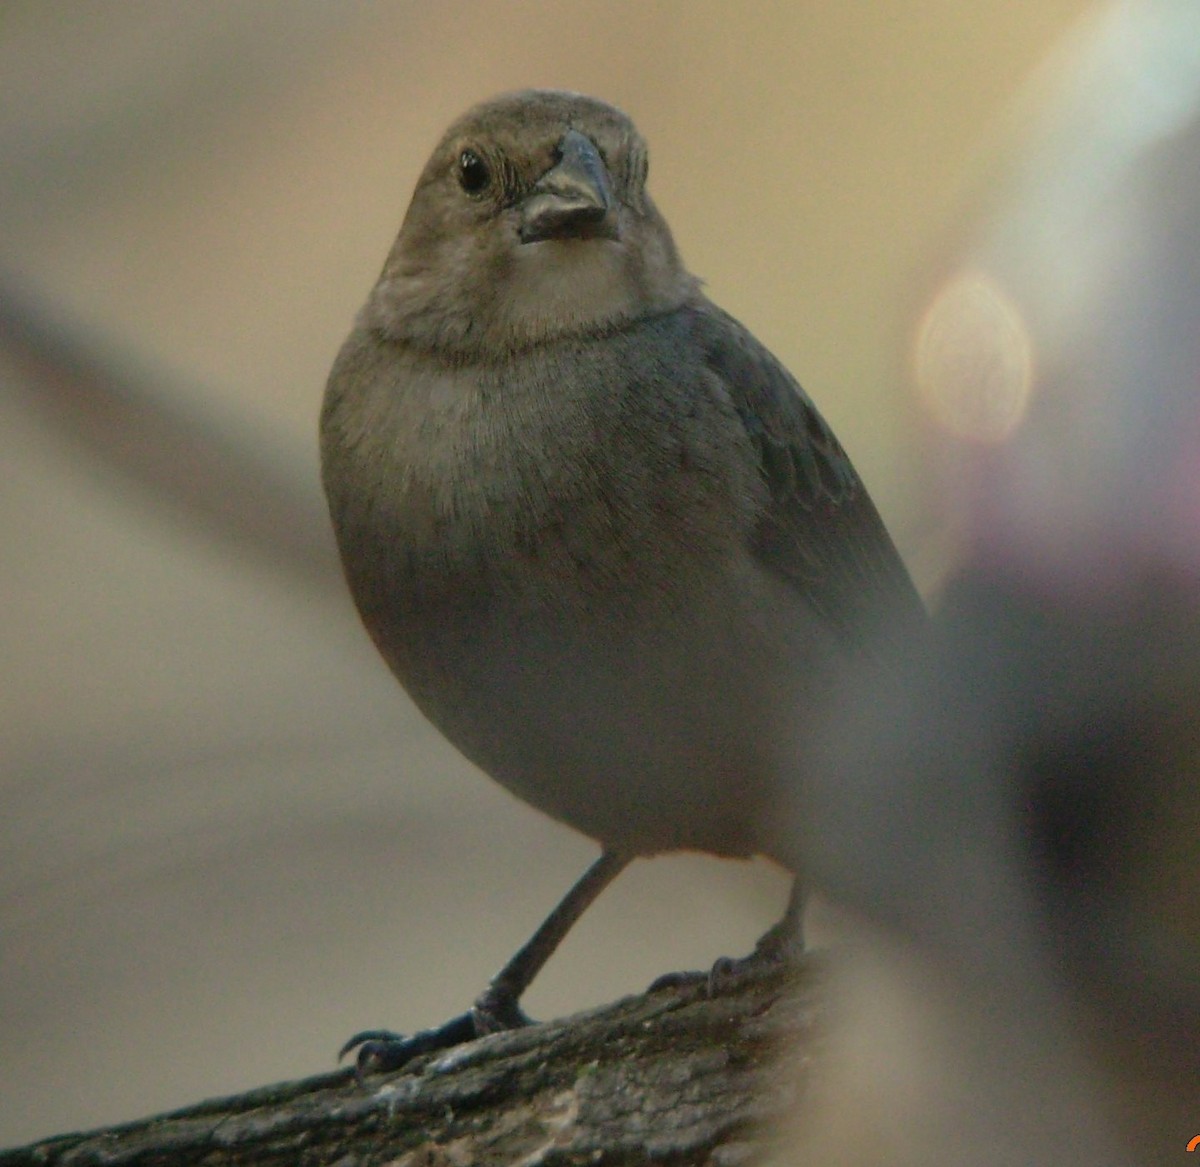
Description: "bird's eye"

(457, 149), (490, 195)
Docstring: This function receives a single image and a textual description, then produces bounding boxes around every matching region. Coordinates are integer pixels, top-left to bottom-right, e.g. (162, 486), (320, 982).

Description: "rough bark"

(0, 961), (823, 1167)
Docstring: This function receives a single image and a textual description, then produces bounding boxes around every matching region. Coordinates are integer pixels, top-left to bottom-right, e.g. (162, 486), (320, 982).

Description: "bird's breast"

(322, 325), (760, 631)
(326, 339), (641, 661)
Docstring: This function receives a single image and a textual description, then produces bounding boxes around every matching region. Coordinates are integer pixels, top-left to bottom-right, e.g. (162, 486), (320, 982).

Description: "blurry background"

(0, 1), (1095, 1146)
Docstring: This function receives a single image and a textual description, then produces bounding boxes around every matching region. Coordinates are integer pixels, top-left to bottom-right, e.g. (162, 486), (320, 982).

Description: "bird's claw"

(647, 967), (710, 994)
(338, 1027), (406, 1063)
(646, 959), (749, 997)
(648, 935), (803, 999)
(338, 1012), (478, 1080)
(339, 993), (534, 1082)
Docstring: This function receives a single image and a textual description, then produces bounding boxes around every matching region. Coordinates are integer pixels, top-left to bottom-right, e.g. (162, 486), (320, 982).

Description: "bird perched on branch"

(320, 89), (923, 1073)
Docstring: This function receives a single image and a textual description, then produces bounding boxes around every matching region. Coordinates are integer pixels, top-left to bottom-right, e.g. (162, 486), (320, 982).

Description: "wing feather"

(689, 300), (926, 645)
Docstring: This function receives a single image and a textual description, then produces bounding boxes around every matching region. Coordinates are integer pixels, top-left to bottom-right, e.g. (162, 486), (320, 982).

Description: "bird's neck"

(361, 240), (699, 363)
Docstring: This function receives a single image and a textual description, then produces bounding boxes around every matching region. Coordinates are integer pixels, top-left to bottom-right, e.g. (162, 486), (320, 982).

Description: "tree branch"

(0, 962), (823, 1166)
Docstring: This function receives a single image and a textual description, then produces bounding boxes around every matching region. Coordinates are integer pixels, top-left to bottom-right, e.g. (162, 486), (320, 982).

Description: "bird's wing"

(689, 300), (926, 646)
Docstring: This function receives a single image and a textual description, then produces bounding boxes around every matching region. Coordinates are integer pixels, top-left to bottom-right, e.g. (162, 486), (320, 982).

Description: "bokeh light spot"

(915, 270), (1033, 444)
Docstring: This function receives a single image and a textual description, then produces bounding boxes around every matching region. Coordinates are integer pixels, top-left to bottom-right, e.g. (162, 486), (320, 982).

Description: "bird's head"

(360, 90), (698, 359)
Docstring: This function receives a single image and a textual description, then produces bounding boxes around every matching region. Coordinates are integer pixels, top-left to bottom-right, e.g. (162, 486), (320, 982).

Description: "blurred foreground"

(790, 3), (1200, 1161)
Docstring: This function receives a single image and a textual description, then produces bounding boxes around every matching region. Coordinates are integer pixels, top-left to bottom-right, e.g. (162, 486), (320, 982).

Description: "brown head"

(359, 90), (698, 360)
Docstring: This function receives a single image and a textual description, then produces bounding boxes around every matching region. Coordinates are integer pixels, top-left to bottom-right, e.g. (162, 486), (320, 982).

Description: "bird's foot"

(339, 989), (533, 1080)
(648, 916), (804, 998)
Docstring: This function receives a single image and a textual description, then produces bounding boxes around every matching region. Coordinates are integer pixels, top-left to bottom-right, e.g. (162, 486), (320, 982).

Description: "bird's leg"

(650, 877), (805, 996)
(749, 876), (806, 963)
(708, 876), (805, 990)
(471, 849), (630, 1030)
(341, 850), (629, 1077)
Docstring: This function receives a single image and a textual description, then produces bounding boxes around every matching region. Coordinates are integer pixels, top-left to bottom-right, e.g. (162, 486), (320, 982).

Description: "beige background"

(0, 1), (1092, 1146)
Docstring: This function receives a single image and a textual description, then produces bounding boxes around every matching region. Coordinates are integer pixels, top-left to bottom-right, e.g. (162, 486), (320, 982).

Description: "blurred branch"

(0, 967), (820, 1167)
(0, 270), (342, 594)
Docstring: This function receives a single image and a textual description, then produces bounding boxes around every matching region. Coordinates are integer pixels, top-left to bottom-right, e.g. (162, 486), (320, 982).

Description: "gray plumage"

(322, 89), (921, 869)
(321, 92), (923, 1066)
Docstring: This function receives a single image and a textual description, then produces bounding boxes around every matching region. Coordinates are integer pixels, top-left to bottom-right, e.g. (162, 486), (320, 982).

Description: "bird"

(319, 89), (924, 1074)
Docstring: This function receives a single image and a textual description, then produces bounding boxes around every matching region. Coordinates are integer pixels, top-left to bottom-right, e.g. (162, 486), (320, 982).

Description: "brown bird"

(320, 89), (923, 1072)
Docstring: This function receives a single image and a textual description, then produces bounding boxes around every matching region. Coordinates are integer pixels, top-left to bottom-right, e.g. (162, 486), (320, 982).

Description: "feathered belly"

(322, 344), (819, 861)
(354, 523), (814, 861)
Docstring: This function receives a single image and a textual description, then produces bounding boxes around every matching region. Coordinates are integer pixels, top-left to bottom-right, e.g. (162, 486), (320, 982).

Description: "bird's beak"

(519, 130), (618, 244)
